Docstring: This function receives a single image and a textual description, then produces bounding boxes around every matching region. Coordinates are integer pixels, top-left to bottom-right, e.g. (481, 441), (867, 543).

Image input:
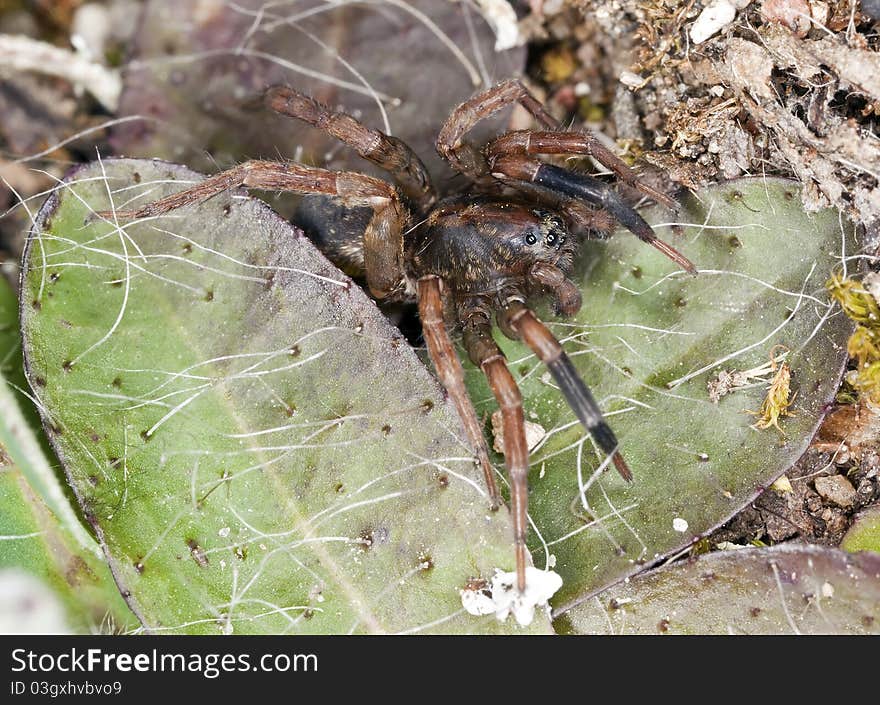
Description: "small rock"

(805, 492), (824, 513)
(473, 0), (521, 51)
(814, 474), (858, 509)
(823, 509), (851, 541)
(619, 70), (645, 89)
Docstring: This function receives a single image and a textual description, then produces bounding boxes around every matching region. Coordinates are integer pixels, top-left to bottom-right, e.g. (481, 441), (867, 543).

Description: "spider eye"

(525, 232), (538, 245)
(546, 232), (558, 246)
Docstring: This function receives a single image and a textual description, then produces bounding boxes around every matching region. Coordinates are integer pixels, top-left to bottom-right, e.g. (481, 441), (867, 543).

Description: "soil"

(710, 446), (880, 548)
(519, 0), (880, 239)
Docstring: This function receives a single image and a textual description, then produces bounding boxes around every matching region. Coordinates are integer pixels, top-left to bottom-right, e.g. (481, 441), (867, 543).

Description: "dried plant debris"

(707, 347), (791, 402)
(0, 2), (138, 262)
(558, 0), (880, 231)
(0, 33), (121, 110)
(746, 346), (796, 435)
(706, 27), (880, 228)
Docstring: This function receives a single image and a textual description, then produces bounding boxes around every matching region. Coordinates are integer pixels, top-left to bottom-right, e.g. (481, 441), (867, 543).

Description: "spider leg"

(486, 130), (677, 209)
(436, 79), (559, 182)
(494, 179), (617, 239)
(490, 156), (697, 274)
(498, 300), (632, 482)
(103, 161), (408, 300)
(416, 276), (501, 510)
(460, 312), (531, 593)
(264, 86), (436, 212)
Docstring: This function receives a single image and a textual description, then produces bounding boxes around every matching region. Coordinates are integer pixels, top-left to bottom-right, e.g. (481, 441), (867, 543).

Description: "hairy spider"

(106, 80), (695, 593)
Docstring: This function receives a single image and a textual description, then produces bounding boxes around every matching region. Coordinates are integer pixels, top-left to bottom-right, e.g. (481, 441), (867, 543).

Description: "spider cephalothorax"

(407, 199), (575, 294)
(105, 80), (695, 593)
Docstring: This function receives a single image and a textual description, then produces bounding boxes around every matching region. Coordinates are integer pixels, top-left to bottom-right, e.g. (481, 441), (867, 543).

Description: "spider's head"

(517, 210), (570, 263)
(407, 199), (576, 290)
(499, 209), (576, 279)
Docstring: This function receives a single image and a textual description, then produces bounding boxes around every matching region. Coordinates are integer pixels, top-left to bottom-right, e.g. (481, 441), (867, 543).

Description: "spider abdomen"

(294, 195), (373, 278)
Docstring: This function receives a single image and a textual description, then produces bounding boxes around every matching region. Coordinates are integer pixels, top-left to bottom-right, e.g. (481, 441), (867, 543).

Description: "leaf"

(841, 504), (880, 555)
(0, 465), (137, 634)
(1, 272), (33, 408)
(19, 158), (551, 634)
(113, 0), (525, 181)
(1, 277), (93, 553)
(463, 178), (855, 611)
(0, 277), (137, 634)
(554, 545), (880, 634)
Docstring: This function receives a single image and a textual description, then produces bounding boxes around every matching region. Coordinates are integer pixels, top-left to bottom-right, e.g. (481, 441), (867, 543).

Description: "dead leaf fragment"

(491, 410), (546, 454)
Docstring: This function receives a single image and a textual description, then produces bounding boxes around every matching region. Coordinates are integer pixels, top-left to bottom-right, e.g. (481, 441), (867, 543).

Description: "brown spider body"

(407, 198), (574, 296)
(301, 197), (574, 303)
(106, 80), (696, 594)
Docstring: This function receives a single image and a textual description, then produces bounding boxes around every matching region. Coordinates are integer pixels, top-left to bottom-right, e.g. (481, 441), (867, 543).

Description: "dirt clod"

(815, 475), (858, 510)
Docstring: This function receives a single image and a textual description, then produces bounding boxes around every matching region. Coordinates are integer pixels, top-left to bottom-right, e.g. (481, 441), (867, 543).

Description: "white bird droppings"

(460, 567), (563, 627)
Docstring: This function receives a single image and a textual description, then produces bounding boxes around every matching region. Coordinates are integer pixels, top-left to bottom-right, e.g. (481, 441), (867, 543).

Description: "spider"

(106, 80), (695, 593)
